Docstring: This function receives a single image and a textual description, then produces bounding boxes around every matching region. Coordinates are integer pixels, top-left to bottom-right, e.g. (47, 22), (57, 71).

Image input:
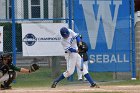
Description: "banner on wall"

(74, 0), (131, 72)
(0, 26), (3, 52)
(22, 23), (67, 56)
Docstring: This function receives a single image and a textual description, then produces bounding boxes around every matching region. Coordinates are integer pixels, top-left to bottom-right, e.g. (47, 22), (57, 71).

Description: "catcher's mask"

(1, 53), (12, 65)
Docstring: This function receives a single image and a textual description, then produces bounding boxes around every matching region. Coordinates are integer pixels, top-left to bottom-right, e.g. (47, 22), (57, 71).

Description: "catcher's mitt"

(30, 63), (39, 72)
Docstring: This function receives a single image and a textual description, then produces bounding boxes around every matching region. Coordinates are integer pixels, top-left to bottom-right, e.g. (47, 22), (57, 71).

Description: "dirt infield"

(0, 84), (140, 93)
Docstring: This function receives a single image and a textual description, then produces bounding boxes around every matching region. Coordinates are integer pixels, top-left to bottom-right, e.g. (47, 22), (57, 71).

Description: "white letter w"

(79, 0), (122, 49)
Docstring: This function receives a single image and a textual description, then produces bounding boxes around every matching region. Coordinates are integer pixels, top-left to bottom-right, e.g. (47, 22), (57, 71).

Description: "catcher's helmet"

(1, 53), (12, 64)
(1, 53), (12, 58)
(60, 27), (70, 38)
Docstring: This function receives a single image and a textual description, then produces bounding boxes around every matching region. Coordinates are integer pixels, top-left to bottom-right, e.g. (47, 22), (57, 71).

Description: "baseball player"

(51, 27), (99, 88)
(77, 34), (89, 81)
(0, 53), (39, 90)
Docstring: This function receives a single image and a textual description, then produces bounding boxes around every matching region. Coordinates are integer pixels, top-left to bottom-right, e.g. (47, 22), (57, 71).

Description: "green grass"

(12, 68), (52, 87)
(11, 67), (140, 88)
(12, 67), (68, 87)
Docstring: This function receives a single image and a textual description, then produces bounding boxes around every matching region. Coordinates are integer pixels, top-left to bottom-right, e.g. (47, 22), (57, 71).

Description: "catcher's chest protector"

(0, 62), (9, 74)
(0, 61), (4, 69)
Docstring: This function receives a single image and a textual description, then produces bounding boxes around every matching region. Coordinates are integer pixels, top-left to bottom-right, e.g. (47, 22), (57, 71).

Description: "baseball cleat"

(78, 79), (83, 81)
(51, 82), (57, 88)
(90, 83), (100, 88)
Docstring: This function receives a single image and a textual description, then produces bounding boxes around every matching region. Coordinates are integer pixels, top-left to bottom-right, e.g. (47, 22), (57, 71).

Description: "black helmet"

(60, 27), (70, 38)
(1, 53), (12, 64)
(1, 53), (12, 58)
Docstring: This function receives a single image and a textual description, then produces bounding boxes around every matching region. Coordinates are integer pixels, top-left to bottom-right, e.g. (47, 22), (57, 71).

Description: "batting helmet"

(60, 27), (70, 38)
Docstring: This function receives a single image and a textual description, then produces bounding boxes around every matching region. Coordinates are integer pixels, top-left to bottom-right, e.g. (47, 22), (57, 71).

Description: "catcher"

(0, 53), (39, 90)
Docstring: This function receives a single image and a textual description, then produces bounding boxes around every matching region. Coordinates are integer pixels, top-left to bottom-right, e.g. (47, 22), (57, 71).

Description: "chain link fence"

(0, 0), (136, 83)
(0, 0), (70, 80)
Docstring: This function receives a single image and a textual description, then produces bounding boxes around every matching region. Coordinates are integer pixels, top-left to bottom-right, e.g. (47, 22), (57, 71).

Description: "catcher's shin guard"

(4, 71), (16, 88)
(0, 84), (12, 90)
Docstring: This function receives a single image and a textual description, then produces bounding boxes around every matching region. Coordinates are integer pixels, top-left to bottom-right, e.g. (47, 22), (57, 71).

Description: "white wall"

(0, 0), (66, 20)
(15, 0), (24, 19)
(135, 11), (140, 24)
(0, 0), (6, 19)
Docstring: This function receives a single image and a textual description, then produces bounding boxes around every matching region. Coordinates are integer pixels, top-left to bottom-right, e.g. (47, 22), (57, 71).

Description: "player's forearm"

(20, 68), (30, 73)
(68, 48), (78, 53)
(76, 36), (82, 45)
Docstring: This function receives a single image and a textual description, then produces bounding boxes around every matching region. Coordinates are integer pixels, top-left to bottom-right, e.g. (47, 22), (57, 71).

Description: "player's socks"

(84, 73), (95, 84)
(54, 74), (65, 83)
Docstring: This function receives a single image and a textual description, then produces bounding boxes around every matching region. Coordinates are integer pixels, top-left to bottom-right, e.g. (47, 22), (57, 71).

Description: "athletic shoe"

(83, 79), (88, 83)
(90, 83), (100, 88)
(51, 82), (57, 88)
(78, 79), (83, 81)
(84, 79), (87, 81)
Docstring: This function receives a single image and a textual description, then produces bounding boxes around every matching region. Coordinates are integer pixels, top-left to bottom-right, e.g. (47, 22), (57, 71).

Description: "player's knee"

(63, 70), (74, 77)
(82, 66), (88, 74)
(68, 70), (74, 76)
(83, 70), (88, 75)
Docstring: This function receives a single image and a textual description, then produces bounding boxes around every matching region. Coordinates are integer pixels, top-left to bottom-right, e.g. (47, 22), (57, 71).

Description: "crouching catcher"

(0, 53), (39, 90)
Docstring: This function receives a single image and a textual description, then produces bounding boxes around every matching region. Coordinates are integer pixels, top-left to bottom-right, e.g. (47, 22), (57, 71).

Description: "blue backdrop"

(74, 0), (131, 72)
